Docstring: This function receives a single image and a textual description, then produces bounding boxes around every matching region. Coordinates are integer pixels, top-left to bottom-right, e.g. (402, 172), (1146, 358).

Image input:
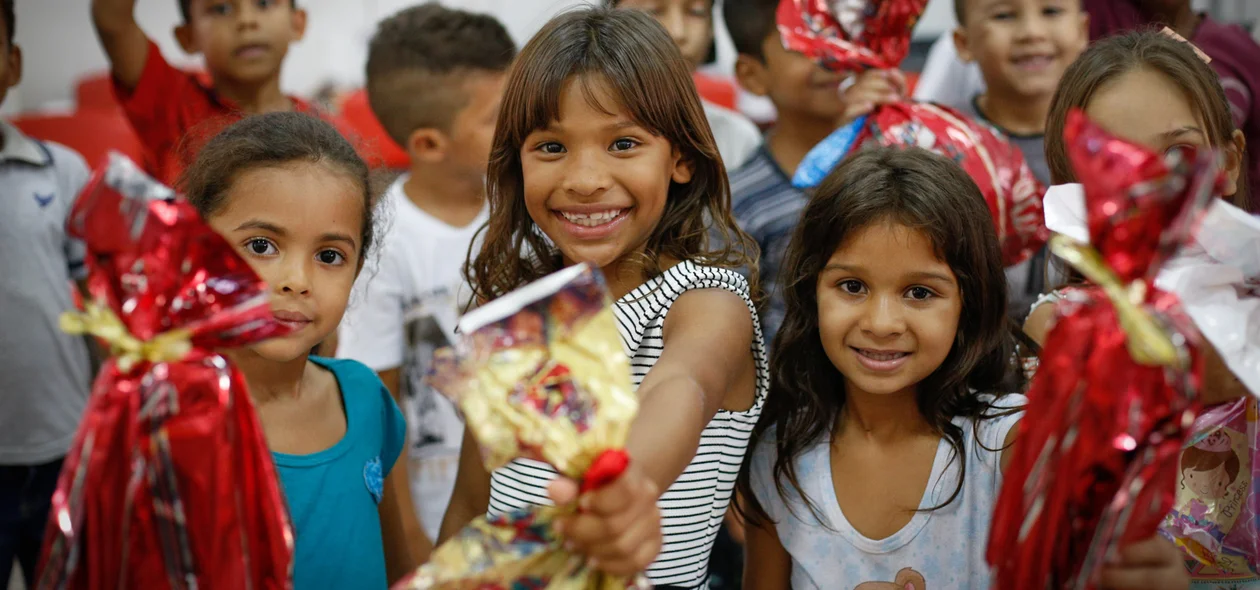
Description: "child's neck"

(230, 350), (310, 406)
(213, 72), (292, 115)
(839, 386), (933, 443)
(403, 167), (486, 228)
(976, 92), (1051, 136)
(768, 109), (844, 177)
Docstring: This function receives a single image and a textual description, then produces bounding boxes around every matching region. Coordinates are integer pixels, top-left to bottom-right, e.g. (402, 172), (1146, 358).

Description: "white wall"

(4, 0), (958, 115)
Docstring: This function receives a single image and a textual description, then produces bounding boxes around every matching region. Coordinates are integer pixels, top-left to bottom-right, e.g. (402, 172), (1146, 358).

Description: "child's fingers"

(547, 477), (580, 506)
(580, 472), (659, 516)
(1117, 536), (1181, 566)
(884, 69), (909, 96)
(1098, 565), (1189, 590)
(584, 506), (662, 571)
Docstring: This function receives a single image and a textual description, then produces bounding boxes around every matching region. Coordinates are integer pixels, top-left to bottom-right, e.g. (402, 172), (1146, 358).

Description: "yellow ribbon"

(1049, 234), (1187, 369)
(61, 301), (192, 373)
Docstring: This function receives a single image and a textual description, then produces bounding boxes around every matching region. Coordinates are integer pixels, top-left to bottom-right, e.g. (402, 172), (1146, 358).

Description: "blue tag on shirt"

(792, 115), (867, 189)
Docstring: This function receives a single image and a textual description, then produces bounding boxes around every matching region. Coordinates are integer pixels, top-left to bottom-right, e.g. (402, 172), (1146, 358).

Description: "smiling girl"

(438, 8), (767, 588)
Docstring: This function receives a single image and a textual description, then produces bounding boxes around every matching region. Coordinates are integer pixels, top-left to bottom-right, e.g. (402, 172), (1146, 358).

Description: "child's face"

(207, 161), (363, 363)
(955, 0), (1088, 101)
(178, 0), (306, 85)
(520, 76), (692, 276)
(442, 72), (506, 189)
(816, 222), (962, 400)
(617, 0), (714, 69)
(1184, 463), (1232, 499)
(737, 31), (847, 122)
(1085, 67), (1244, 197)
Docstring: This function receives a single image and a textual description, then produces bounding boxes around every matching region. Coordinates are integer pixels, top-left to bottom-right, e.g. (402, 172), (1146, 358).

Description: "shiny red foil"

(986, 112), (1218, 589)
(862, 103), (1048, 266)
(777, 0), (929, 73)
(37, 155), (294, 590)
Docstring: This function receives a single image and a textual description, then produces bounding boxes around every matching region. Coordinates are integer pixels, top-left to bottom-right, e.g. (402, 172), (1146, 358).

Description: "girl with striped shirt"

(440, 7), (768, 589)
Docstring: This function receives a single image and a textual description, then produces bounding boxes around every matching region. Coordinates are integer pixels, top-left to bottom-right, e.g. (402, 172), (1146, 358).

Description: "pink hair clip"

(1160, 26), (1212, 64)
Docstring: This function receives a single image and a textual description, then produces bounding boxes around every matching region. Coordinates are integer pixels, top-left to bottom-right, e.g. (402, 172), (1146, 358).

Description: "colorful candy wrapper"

(778, 0), (1047, 266)
(37, 153), (295, 590)
(777, 0), (928, 73)
(986, 111), (1219, 589)
(394, 263), (647, 589)
(1043, 145), (1260, 578)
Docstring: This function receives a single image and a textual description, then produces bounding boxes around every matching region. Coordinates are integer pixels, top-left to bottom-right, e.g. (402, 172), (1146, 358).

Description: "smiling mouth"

(852, 347), (911, 372)
(558, 209), (627, 228)
(1012, 54), (1056, 70)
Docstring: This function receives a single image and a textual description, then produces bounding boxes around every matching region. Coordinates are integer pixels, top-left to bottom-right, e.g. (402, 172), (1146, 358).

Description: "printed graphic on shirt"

(854, 568), (927, 590)
(34, 192), (54, 208)
(401, 287), (464, 459)
(364, 456), (384, 504)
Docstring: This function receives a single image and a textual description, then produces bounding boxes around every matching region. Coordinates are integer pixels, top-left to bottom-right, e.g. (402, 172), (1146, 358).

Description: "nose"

(659, 7), (687, 47)
(560, 148), (612, 198)
(1015, 12), (1049, 41)
(236, 1), (260, 29)
(859, 293), (906, 337)
(277, 259), (312, 296)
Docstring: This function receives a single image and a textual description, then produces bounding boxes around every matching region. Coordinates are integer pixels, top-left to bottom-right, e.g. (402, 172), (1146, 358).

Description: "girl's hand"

(1099, 535), (1189, 590)
(548, 463), (662, 576)
(839, 69), (907, 126)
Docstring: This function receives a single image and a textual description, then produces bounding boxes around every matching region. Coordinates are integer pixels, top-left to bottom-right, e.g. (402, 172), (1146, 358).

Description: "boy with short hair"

(952, 0), (1089, 187)
(0, 1), (94, 585)
(952, 0), (1089, 318)
(336, 1), (514, 549)
(91, 0), (349, 184)
(724, 0), (903, 342)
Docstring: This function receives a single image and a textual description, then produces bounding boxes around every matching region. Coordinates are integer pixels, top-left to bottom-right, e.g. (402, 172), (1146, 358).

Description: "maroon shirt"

(1085, 0), (1260, 209)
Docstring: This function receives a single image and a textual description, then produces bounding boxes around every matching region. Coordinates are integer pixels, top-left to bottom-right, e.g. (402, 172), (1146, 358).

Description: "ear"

(670, 147), (695, 184)
(290, 7), (308, 42)
(734, 53), (770, 97)
(953, 27), (973, 63)
(1221, 129), (1246, 198)
(407, 127), (450, 165)
(5, 45), (22, 89)
(174, 24), (197, 55)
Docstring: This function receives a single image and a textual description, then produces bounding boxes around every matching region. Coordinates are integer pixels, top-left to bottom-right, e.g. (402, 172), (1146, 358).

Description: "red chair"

(76, 72), (121, 112)
(693, 71), (739, 111)
(9, 110), (151, 172)
(338, 89), (409, 170)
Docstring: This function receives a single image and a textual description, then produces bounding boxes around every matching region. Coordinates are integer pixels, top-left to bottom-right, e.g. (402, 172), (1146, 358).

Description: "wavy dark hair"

(466, 7), (757, 303)
(735, 146), (1018, 527)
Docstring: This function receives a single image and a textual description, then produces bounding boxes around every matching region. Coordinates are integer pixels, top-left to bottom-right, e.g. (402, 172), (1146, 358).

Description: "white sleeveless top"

(749, 394), (1025, 590)
(486, 261), (769, 588)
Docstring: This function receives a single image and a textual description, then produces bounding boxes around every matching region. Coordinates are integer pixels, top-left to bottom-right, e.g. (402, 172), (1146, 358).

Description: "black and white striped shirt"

(486, 261), (769, 588)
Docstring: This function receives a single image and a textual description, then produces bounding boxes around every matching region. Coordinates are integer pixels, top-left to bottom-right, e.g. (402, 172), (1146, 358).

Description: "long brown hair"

(735, 147), (1018, 528)
(466, 7), (757, 303)
(1045, 29), (1250, 210)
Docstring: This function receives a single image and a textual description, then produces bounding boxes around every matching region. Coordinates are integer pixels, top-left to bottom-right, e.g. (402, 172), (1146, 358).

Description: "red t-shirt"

(1085, 0), (1260, 209)
(113, 41), (363, 186)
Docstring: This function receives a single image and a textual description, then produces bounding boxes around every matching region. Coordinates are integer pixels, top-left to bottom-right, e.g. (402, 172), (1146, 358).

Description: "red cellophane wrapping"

(986, 111), (1221, 588)
(864, 103), (1047, 266)
(777, 0), (927, 72)
(37, 154), (294, 590)
(776, 0), (1047, 266)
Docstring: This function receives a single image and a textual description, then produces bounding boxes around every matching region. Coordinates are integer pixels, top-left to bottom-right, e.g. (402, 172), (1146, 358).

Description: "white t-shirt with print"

(750, 394), (1026, 590)
(337, 175), (488, 541)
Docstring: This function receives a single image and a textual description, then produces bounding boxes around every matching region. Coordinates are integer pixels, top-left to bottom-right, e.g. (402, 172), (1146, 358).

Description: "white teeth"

(859, 349), (907, 361)
(560, 209), (624, 227)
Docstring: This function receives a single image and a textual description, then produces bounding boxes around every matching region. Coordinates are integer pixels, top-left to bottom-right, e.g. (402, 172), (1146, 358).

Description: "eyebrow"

(1159, 126), (1207, 141)
(234, 220), (359, 251)
(822, 263), (955, 284)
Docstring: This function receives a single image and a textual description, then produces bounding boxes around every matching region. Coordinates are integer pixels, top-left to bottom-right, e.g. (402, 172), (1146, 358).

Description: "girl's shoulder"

(961, 392), (1027, 458)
